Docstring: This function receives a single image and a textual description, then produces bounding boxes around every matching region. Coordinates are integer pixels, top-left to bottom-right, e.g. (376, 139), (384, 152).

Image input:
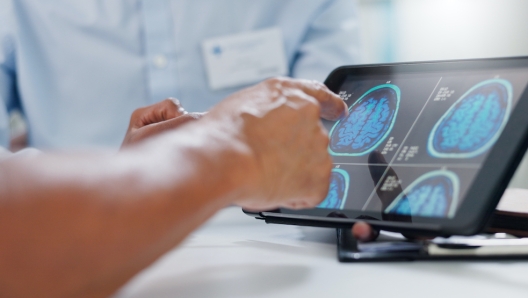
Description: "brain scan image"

(329, 84), (400, 156)
(317, 169), (350, 209)
(384, 170), (460, 218)
(428, 79), (513, 158)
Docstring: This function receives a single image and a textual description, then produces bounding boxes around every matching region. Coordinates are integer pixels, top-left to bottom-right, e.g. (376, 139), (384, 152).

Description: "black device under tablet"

(244, 57), (528, 237)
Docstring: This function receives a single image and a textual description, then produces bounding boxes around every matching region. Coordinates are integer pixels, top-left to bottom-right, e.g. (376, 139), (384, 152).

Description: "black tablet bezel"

(245, 57), (528, 237)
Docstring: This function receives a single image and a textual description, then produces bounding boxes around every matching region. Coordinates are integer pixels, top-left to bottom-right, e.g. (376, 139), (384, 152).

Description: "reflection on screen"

(319, 70), (528, 219)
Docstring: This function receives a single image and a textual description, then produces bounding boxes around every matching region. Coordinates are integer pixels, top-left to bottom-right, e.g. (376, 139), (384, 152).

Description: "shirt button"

(153, 55), (168, 69)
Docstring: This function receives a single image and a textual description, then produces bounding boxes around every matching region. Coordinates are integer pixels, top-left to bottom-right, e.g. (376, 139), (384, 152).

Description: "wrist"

(127, 121), (259, 208)
(186, 123), (258, 206)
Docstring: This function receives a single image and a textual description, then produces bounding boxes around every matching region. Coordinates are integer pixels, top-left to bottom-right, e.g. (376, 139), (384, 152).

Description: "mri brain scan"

(428, 79), (512, 158)
(329, 84), (400, 156)
(384, 170), (460, 218)
(317, 169), (350, 209)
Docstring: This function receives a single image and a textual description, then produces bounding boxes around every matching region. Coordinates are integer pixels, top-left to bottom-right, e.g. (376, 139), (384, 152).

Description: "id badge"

(202, 27), (288, 90)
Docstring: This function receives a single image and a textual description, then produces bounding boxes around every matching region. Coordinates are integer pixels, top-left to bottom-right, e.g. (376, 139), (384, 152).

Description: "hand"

(351, 151), (411, 242)
(204, 77), (348, 210)
(352, 222), (380, 242)
(356, 150), (439, 242)
(121, 99), (204, 148)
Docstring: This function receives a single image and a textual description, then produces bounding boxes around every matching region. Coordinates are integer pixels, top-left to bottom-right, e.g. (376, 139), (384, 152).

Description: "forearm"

(0, 125), (252, 297)
(0, 76), (344, 297)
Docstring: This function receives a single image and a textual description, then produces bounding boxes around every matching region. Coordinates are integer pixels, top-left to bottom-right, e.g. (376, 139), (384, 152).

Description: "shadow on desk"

(230, 227), (338, 260)
(134, 264), (309, 298)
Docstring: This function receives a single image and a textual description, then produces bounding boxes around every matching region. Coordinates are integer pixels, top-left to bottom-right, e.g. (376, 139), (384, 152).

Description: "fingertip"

(323, 93), (348, 121)
(352, 222), (378, 242)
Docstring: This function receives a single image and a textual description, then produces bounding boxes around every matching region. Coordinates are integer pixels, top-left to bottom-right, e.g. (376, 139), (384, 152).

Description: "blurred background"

(357, 0), (528, 188)
(359, 0), (528, 63)
(9, 0), (528, 187)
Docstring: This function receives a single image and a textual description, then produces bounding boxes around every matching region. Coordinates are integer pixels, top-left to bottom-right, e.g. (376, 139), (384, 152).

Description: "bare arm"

(0, 123), (253, 297)
(0, 78), (347, 298)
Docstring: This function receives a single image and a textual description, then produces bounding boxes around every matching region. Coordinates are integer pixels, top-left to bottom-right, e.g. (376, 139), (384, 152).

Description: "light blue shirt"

(0, 0), (360, 150)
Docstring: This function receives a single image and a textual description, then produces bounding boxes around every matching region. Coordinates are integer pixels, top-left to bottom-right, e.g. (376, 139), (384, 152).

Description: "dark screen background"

(320, 69), (528, 218)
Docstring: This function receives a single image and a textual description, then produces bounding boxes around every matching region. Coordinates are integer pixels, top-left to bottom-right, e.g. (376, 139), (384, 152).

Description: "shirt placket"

(140, 0), (179, 104)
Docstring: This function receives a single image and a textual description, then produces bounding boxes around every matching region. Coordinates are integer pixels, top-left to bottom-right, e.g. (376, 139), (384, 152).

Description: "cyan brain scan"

(317, 169), (350, 209)
(428, 79), (513, 158)
(329, 84), (400, 156)
(384, 170), (460, 218)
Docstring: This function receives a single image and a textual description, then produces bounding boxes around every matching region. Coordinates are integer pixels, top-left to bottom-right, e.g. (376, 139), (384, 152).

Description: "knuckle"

(300, 201), (313, 209)
(288, 200), (311, 210)
(319, 90), (332, 104)
(311, 80), (325, 91)
(315, 80), (330, 92)
(274, 76), (291, 83)
(264, 77), (278, 85)
(265, 77), (286, 87)
(308, 80), (327, 96)
(287, 202), (299, 209)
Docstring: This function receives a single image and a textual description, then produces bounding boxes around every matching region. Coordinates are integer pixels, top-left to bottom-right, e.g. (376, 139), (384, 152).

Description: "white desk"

(116, 207), (528, 298)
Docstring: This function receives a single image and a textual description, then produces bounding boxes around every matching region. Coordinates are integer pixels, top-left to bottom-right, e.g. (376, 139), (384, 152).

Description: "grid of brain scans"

(317, 69), (528, 218)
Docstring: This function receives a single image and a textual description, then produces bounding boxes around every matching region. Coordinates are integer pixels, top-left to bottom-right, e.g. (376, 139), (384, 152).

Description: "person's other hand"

(121, 99), (204, 148)
(205, 77), (348, 211)
(352, 222), (380, 242)
(352, 222), (434, 242)
(354, 150), (432, 243)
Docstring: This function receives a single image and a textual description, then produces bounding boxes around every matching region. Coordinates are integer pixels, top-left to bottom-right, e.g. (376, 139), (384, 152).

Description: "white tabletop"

(116, 207), (528, 298)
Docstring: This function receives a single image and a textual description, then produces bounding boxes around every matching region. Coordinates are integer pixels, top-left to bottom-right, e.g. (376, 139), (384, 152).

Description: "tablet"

(245, 57), (528, 237)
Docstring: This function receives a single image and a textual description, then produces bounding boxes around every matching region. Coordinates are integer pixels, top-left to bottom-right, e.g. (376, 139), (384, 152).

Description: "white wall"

(359, 0), (528, 63)
(393, 0), (528, 62)
(358, 0), (528, 188)
(358, 0), (394, 64)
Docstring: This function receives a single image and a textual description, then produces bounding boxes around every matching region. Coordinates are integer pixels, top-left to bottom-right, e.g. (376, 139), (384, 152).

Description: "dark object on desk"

(487, 210), (528, 237)
(337, 228), (528, 262)
(486, 188), (528, 237)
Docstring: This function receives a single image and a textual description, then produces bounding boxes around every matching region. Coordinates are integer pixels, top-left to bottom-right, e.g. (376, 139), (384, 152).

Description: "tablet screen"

(318, 69), (528, 219)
